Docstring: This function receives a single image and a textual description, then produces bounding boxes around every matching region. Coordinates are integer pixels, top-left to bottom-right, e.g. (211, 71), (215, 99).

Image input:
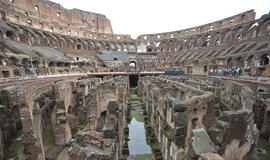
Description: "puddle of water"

(128, 117), (152, 155)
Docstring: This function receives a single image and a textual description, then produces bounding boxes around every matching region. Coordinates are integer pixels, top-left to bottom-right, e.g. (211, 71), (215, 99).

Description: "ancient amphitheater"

(0, 0), (270, 160)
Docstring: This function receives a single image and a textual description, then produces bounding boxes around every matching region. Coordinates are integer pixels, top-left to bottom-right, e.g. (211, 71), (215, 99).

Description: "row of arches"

(226, 53), (270, 68)
(1, 23), (137, 52)
(146, 15), (270, 53)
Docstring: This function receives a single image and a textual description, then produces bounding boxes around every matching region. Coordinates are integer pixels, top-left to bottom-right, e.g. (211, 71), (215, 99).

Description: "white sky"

(51, 0), (269, 39)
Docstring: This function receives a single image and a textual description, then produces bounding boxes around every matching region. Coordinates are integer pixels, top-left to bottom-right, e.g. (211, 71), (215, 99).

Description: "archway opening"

(129, 75), (138, 88)
(2, 70), (10, 77)
(261, 54), (270, 65)
(6, 31), (16, 40)
(129, 61), (136, 72)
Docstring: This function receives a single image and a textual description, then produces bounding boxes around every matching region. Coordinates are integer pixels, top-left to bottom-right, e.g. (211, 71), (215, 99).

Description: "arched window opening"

(247, 55), (255, 67)
(6, 31), (16, 40)
(236, 34), (241, 41)
(261, 54), (270, 65)
(147, 48), (152, 52)
(202, 41), (209, 48)
(227, 58), (234, 67)
(209, 25), (213, 31)
(236, 57), (244, 68)
(2, 71), (10, 78)
(215, 39), (220, 46)
(27, 19), (32, 26)
(77, 44), (81, 50)
(241, 14), (245, 21)
(144, 36), (147, 40)
(1, 11), (6, 21)
(129, 61), (136, 72)
(34, 5), (39, 12)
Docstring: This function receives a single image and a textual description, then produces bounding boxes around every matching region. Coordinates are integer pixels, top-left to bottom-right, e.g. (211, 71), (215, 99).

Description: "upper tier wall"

(0, 0), (127, 38)
(136, 10), (255, 41)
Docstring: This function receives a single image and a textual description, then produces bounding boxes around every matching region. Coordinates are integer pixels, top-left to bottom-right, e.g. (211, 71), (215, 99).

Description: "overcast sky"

(51, 0), (269, 39)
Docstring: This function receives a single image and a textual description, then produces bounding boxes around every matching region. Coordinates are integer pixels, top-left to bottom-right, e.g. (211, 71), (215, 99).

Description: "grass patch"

(131, 110), (145, 122)
(4, 133), (23, 159)
(138, 154), (153, 160)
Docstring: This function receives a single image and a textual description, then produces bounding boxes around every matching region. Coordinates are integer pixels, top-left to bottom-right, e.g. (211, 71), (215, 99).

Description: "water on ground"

(127, 89), (154, 160)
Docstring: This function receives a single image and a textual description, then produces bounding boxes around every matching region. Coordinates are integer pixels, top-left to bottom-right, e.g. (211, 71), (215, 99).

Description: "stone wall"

(0, 0), (113, 35)
(0, 86), (21, 160)
(138, 75), (258, 160)
(138, 76), (214, 159)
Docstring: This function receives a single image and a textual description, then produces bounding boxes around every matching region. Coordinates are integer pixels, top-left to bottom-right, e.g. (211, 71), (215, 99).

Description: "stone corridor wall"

(138, 75), (258, 160)
(0, 75), (129, 160)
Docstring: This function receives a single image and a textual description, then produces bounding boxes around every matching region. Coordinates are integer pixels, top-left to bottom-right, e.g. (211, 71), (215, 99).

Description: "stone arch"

(195, 36), (203, 47)
(24, 28), (40, 45)
(234, 26), (244, 42)
(103, 41), (111, 51)
(129, 60), (136, 71)
(202, 33), (211, 47)
(247, 55), (256, 67)
(96, 41), (104, 51)
(236, 57), (245, 68)
(43, 32), (58, 48)
(214, 32), (222, 46)
(246, 22), (258, 39)
(17, 27), (28, 43)
(109, 42), (116, 51)
(6, 30), (16, 40)
(227, 57), (234, 67)
(224, 29), (233, 44)
(122, 43), (129, 51)
(116, 43), (123, 51)
(129, 44), (136, 52)
(186, 37), (194, 49)
(76, 39), (87, 50)
(66, 38), (76, 49)
(260, 54), (270, 66)
(87, 40), (96, 50)
(54, 35), (67, 48)
(146, 46), (153, 52)
(33, 30), (49, 46)
(0, 30), (3, 38)
(258, 16), (270, 36)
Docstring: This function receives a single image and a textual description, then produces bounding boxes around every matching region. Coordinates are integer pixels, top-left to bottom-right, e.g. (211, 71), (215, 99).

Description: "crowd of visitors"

(209, 66), (251, 76)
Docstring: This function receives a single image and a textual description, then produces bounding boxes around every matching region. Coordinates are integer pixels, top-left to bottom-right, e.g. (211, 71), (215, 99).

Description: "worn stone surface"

(187, 128), (216, 159)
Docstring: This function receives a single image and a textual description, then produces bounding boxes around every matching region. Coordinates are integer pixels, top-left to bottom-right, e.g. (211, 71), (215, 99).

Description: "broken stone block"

(187, 128), (216, 160)
(173, 112), (187, 126)
(200, 153), (223, 160)
(103, 124), (117, 139)
(209, 110), (249, 147)
(107, 101), (119, 114)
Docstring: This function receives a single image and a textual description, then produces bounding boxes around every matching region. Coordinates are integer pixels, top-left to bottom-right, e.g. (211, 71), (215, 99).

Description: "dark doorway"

(129, 75), (138, 88)
(2, 71), (10, 77)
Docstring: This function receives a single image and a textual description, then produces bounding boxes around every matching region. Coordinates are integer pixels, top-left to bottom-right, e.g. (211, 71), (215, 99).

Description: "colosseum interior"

(0, 0), (270, 160)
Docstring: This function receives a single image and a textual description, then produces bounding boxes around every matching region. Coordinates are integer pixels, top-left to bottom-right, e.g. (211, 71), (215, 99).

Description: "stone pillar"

(20, 107), (43, 160)
(52, 101), (72, 146)
(0, 127), (3, 160)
